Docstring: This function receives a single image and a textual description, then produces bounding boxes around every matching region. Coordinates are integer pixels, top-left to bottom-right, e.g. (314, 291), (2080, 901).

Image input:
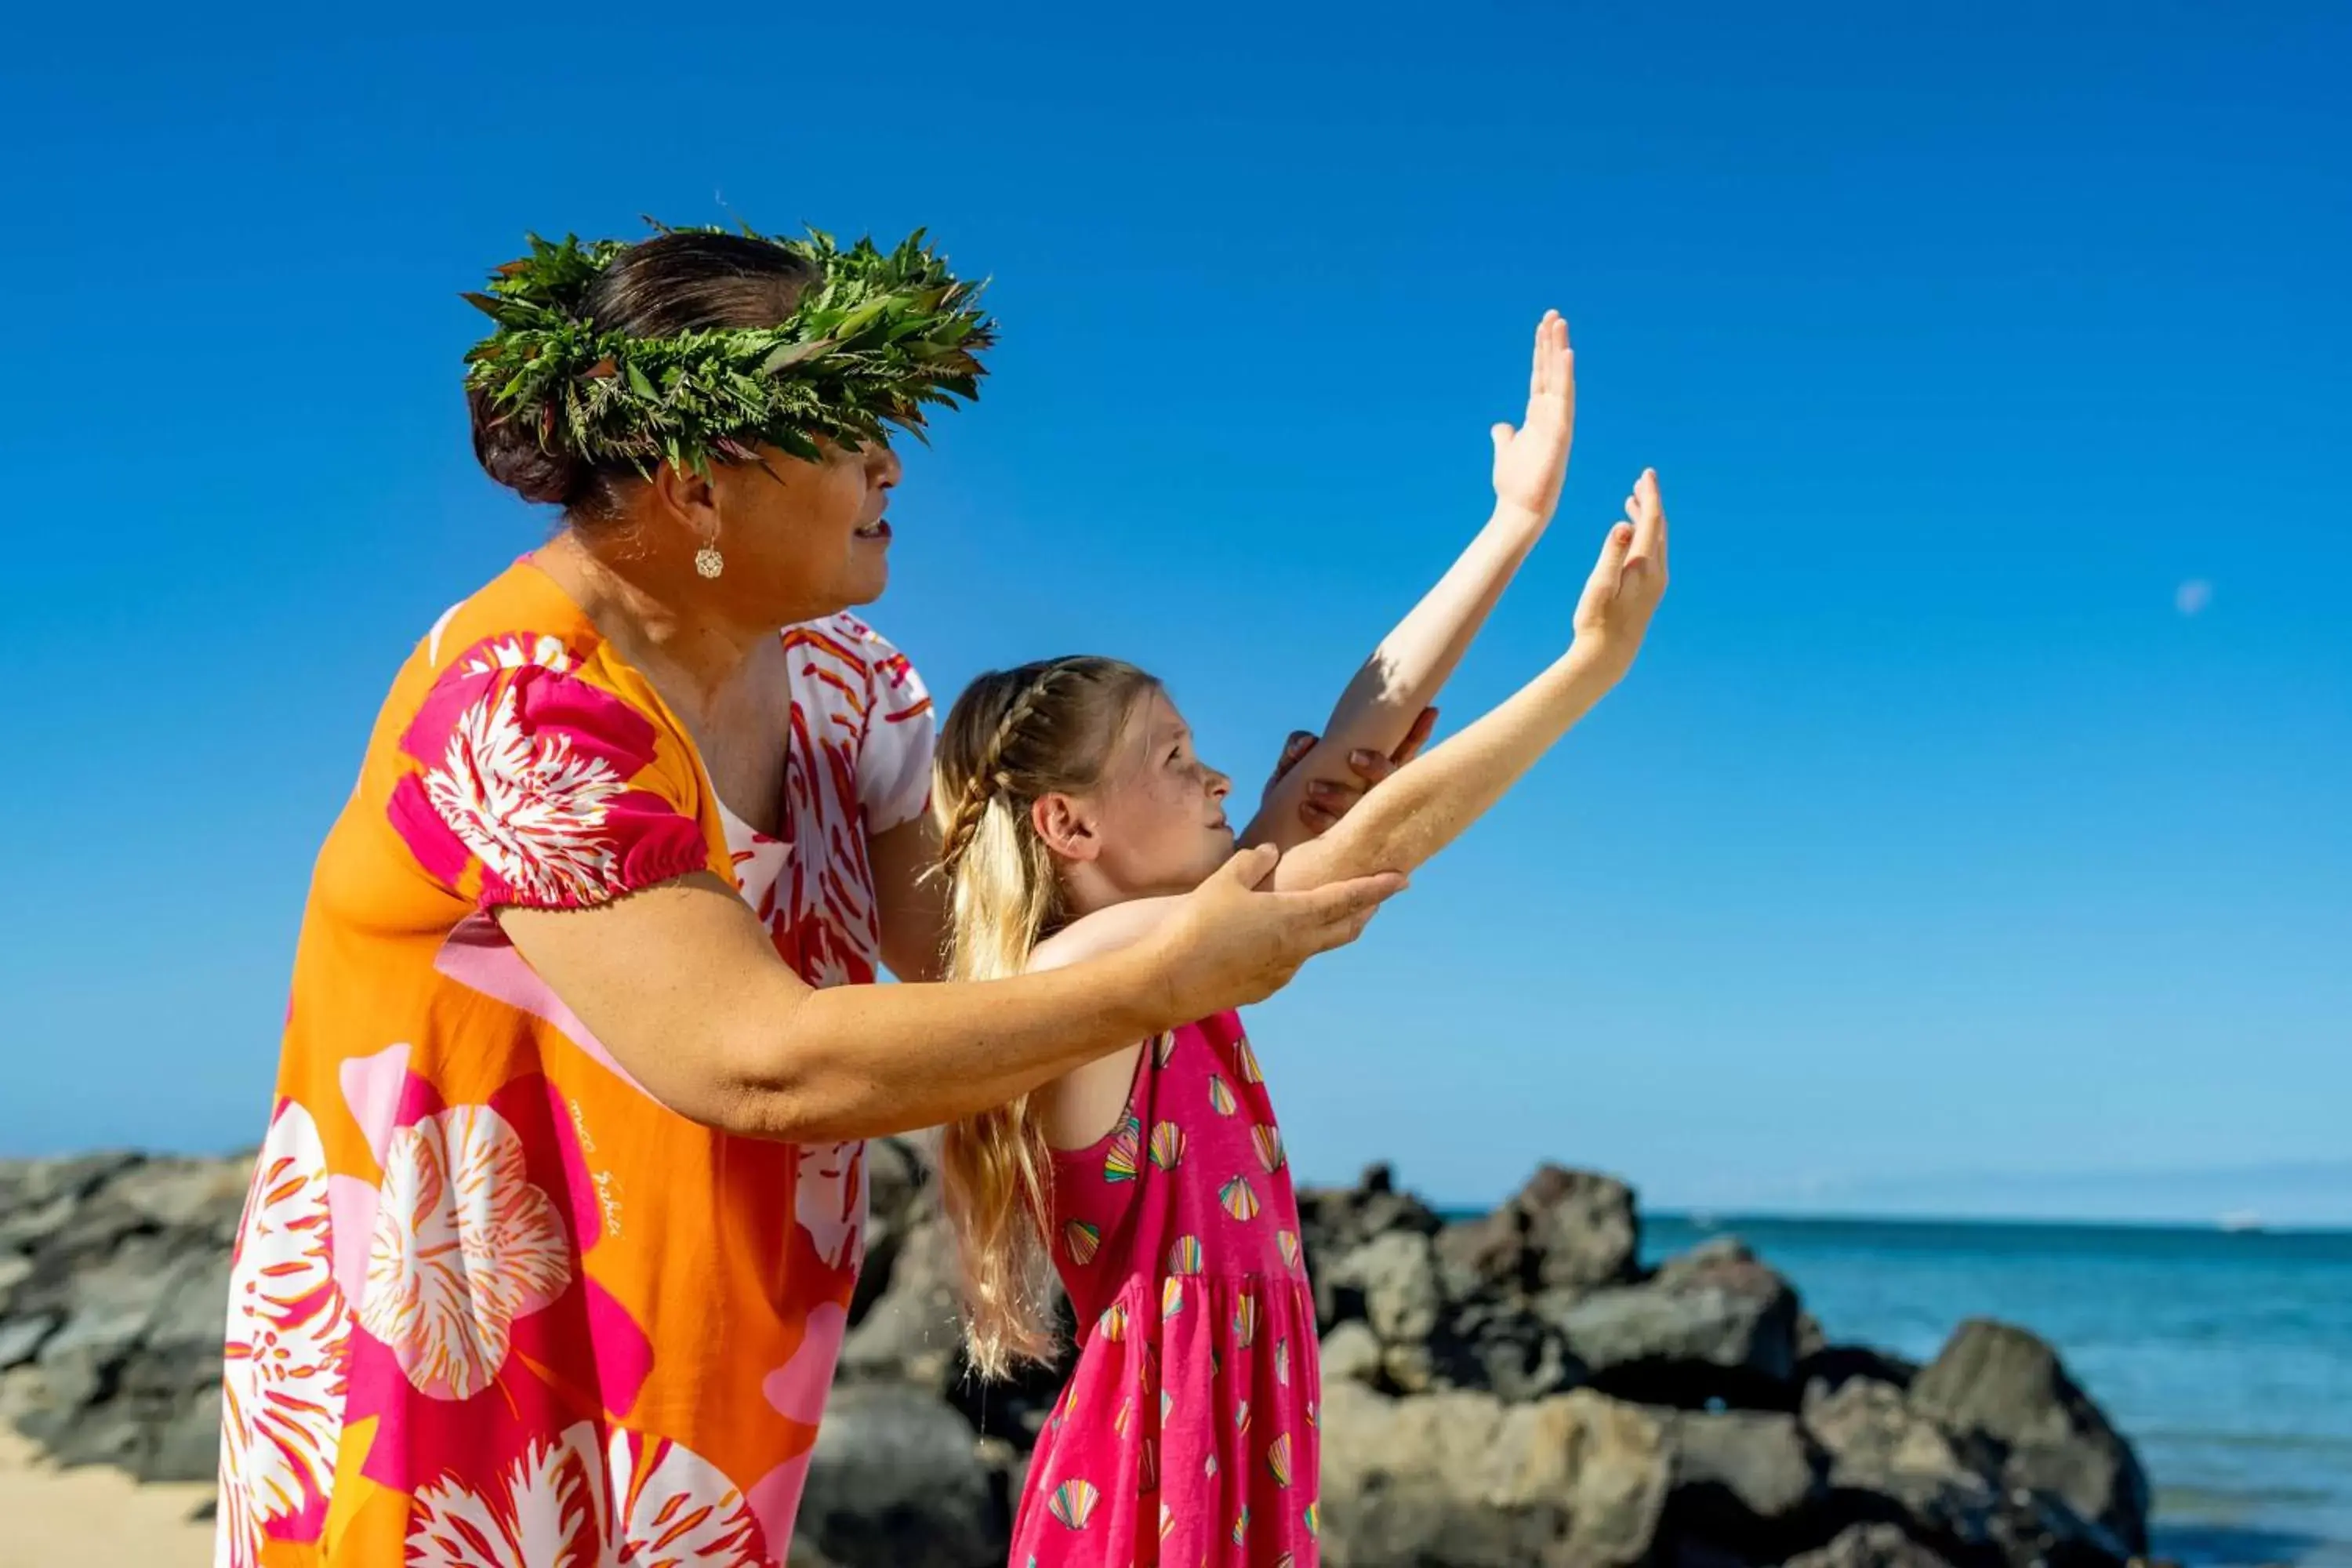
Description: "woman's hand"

(1490, 311), (1576, 523)
(1265, 706), (1438, 835)
(1147, 844), (1406, 1018)
(1570, 469), (1671, 679)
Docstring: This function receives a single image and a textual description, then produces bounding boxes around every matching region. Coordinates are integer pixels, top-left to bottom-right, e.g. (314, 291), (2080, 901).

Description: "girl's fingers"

(1581, 521), (1637, 611)
(1599, 519), (1636, 572)
(1634, 469), (1667, 571)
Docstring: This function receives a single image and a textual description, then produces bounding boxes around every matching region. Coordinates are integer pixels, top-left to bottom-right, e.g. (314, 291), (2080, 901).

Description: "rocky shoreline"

(0, 1144), (2158, 1567)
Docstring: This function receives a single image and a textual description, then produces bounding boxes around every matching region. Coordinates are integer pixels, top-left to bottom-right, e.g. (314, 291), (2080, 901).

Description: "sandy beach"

(0, 1426), (211, 1568)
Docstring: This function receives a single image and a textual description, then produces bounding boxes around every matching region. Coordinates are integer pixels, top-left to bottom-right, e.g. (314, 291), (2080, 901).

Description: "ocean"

(1639, 1214), (2352, 1567)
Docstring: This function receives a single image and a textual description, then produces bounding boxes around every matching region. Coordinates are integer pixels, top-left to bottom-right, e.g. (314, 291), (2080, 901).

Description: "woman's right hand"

(1148, 844), (1406, 1018)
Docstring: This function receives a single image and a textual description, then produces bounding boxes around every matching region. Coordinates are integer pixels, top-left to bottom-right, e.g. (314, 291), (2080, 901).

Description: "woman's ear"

(1032, 793), (1101, 863)
(648, 459), (722, 534)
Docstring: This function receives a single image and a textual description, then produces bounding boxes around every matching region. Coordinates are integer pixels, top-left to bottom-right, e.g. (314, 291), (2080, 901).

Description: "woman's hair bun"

(467, 385), (590, 508)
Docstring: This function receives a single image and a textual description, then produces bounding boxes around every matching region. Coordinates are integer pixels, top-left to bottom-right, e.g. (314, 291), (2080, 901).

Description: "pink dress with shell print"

(1011, 1010), (1320, 1568)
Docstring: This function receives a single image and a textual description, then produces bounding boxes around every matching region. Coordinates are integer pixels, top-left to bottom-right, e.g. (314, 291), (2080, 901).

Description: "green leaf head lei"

(462, 220), (995, 480)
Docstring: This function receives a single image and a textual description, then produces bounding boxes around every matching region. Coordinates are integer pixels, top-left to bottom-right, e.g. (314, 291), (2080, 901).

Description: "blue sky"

(2, 3), (2344, 1221)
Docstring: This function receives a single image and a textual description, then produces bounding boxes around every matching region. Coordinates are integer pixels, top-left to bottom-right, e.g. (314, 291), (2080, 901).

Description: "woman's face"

(704, 437), (902, 622)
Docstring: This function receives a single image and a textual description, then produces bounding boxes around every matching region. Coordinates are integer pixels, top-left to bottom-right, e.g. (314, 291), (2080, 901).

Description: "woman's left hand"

(1266, 706), (1438, 835)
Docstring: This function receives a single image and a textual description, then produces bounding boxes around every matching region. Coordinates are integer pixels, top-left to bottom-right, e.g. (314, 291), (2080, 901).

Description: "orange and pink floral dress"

(214, 559), (933, 1568)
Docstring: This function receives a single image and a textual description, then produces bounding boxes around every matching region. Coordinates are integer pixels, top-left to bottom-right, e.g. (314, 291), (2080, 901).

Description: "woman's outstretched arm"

(499, 845), (1402, 1142)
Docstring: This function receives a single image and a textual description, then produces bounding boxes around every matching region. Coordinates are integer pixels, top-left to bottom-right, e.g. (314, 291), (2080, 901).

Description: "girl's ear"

(1033, 793), (1102, 863)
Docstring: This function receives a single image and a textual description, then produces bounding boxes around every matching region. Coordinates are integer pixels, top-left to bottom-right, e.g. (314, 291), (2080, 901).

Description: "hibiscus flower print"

(405, 1421), (775, 1568)
(217, 1101), (353, 1568)
(360, 1104), (571, 1400)
(461, 634), (575, 676)
(793, 1140), (868, 1275)
(609, 1428), (773, 1564)
(423, 680), (632, 908)
(390, 641), (710, 909)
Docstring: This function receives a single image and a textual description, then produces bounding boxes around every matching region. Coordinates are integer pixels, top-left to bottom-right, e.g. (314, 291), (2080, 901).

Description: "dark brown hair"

(467, 231), (817, 516)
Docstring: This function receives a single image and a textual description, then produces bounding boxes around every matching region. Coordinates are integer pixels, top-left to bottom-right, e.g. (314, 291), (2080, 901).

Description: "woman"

(213, 224), (1410, 1567)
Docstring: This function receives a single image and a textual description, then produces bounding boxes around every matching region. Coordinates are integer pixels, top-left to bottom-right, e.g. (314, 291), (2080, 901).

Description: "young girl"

(933, 314), (1668, 1566)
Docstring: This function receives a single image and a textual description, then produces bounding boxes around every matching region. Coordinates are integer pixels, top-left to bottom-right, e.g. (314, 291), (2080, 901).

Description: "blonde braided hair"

(936, 662), (1076, 879)
(930, 655), (1162, 1377)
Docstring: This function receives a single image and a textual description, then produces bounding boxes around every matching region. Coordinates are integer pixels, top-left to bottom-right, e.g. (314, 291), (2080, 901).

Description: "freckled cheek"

(1114, 785), (1197, 858)
(1162, 779), (1209, 827)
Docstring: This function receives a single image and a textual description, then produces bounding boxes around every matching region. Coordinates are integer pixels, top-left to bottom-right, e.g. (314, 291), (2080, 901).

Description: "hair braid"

(938, 662), (1073, 874)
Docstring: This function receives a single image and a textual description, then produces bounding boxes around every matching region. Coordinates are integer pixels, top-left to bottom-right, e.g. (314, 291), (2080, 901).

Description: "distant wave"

(2142, 1429), (2352, 1457)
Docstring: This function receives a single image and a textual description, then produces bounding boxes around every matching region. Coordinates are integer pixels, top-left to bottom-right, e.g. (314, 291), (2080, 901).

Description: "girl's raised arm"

(1040, 474), (1668, 974)
(1244, 312), (1578, 853)
(1272, 470), (1670, 892)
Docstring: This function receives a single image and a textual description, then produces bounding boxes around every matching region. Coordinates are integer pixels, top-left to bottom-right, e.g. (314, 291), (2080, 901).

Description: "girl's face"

(1050, 689), (1236, 903)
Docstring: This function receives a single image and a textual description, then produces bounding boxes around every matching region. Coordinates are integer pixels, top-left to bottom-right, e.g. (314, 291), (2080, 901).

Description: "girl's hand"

(1490, 311), (1576, 522)
(1570, 470), (1671, 677)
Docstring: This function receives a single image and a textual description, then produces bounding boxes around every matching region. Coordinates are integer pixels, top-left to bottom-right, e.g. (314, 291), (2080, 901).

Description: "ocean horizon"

(1639, 1209), (2352, 1238)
